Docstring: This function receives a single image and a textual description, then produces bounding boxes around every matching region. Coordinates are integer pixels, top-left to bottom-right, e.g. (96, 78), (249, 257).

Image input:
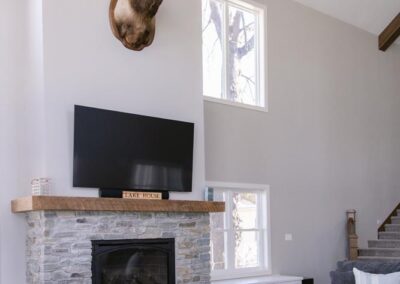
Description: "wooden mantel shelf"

(11, 196), (225, 213)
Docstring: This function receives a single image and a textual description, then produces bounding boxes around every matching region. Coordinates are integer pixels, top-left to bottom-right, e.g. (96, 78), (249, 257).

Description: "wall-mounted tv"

(73, 105), (194, 194)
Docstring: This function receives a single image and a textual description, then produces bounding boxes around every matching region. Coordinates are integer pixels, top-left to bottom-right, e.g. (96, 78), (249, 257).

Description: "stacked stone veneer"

(26, 211), (211, 284)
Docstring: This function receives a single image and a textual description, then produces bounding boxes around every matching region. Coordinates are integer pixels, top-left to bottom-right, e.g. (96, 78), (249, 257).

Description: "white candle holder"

(31, 178), (51, 196)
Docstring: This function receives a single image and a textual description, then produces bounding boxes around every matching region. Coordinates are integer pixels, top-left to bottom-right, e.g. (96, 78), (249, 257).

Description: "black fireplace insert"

(92, 238), (175, 284)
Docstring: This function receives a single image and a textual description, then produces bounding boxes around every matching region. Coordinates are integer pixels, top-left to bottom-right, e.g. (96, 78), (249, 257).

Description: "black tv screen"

(73, 105), (194, 192)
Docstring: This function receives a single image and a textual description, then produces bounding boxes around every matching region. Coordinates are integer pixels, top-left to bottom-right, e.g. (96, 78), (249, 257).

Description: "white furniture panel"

(212, 275), (303, 284)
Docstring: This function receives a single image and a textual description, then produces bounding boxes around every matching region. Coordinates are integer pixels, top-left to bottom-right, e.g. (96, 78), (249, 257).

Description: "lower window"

(207, 182), (271, 280)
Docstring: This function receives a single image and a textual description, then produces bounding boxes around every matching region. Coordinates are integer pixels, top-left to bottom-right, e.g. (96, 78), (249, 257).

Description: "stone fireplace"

(13, 196), (225, 284)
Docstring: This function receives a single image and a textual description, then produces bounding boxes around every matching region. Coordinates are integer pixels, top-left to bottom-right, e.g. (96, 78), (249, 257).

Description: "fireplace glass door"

(92, 238), (175, 284)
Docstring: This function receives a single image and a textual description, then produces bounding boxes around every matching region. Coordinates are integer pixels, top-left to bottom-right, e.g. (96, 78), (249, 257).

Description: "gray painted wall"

(204, 0), (400, 282)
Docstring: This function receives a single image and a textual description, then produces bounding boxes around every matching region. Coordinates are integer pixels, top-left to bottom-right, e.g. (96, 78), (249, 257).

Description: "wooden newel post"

(347, 210), (358, 260)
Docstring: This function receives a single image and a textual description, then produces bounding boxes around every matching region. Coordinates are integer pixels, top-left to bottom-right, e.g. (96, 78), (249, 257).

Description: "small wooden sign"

(122, 191), (163, 200)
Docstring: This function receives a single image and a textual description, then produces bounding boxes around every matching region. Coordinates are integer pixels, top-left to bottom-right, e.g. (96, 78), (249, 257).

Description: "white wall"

(204, 0), (400, 282)
(41, 0), (205, 200)
(1, 0), (205, 282)
(0, 0), (40, 282)
(1, 2), (18, 283)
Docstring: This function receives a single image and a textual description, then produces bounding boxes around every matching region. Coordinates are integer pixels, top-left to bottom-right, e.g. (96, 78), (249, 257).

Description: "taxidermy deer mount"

(109, 0), (163, 51)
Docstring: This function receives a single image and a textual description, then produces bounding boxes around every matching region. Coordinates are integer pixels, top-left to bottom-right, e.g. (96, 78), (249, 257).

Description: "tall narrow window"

(202, 0), (266, 110)
(207, 182), (271, 280)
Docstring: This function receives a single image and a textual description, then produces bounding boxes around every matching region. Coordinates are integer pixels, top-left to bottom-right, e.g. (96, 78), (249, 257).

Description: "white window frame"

(202, 0), (267, 112)
(207, 182), (271, 281)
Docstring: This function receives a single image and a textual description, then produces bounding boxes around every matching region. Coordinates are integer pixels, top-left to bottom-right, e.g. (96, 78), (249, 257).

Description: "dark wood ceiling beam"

(379, 12), (400, 51)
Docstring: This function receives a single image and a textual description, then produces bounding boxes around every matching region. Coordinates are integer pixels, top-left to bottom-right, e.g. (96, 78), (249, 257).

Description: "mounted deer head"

(109, 0), (163, 51)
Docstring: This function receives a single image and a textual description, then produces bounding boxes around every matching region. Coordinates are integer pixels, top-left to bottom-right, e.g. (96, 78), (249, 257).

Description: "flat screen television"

(73, 105), (194, 193)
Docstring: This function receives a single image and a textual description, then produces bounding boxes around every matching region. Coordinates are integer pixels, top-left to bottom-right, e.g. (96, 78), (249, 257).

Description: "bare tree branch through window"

(202, 0), (264, 108)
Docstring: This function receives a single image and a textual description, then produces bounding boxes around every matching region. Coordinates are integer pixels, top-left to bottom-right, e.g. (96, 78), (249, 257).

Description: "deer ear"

(146, 0), (163, 17)
(129, 0), (162, 17)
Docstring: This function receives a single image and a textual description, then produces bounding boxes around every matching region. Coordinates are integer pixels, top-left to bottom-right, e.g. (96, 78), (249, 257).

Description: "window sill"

(211, 275), (303, 284)
(204, 96), (268, 113)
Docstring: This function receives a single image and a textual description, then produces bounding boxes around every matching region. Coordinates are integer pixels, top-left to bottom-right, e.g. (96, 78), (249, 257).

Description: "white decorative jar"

(31, 178), (51, 196)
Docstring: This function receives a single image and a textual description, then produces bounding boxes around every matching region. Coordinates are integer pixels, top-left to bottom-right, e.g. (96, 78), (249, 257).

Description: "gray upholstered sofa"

(330, 260), (400, 284)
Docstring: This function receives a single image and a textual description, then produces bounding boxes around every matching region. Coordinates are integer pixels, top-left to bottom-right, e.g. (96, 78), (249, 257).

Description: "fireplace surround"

(13, 196), (224, 284)
(25, 210), (212, 283)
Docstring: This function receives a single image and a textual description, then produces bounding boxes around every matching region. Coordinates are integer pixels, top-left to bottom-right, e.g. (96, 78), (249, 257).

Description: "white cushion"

(353, 267), (400, 284)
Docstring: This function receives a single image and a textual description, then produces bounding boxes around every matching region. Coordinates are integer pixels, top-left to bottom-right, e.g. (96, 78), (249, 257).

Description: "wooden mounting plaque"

(122, 191), (162, 200)
(11, 196), (225, 213)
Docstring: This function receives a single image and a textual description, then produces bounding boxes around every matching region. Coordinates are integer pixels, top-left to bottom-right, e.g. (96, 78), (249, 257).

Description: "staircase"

(330, 206), (400, 283)
(358, 208), (400, 260)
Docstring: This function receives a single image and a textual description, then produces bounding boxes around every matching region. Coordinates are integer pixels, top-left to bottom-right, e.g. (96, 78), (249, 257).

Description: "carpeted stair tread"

(385, 224), (400, 232)
(379, 232), (400, 239)
(369, 239), (400, 248)
(359, 247), (400, 257)
(390, 216), (400, 224)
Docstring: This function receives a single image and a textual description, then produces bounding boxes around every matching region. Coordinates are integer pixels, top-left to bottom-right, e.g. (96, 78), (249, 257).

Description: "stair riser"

(385, 226), (400, 232)
(379, 233), (400, 240)
(392, 218), (400, 224)
(359, 249), (400, 257)
(369, 240), (400, 248)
